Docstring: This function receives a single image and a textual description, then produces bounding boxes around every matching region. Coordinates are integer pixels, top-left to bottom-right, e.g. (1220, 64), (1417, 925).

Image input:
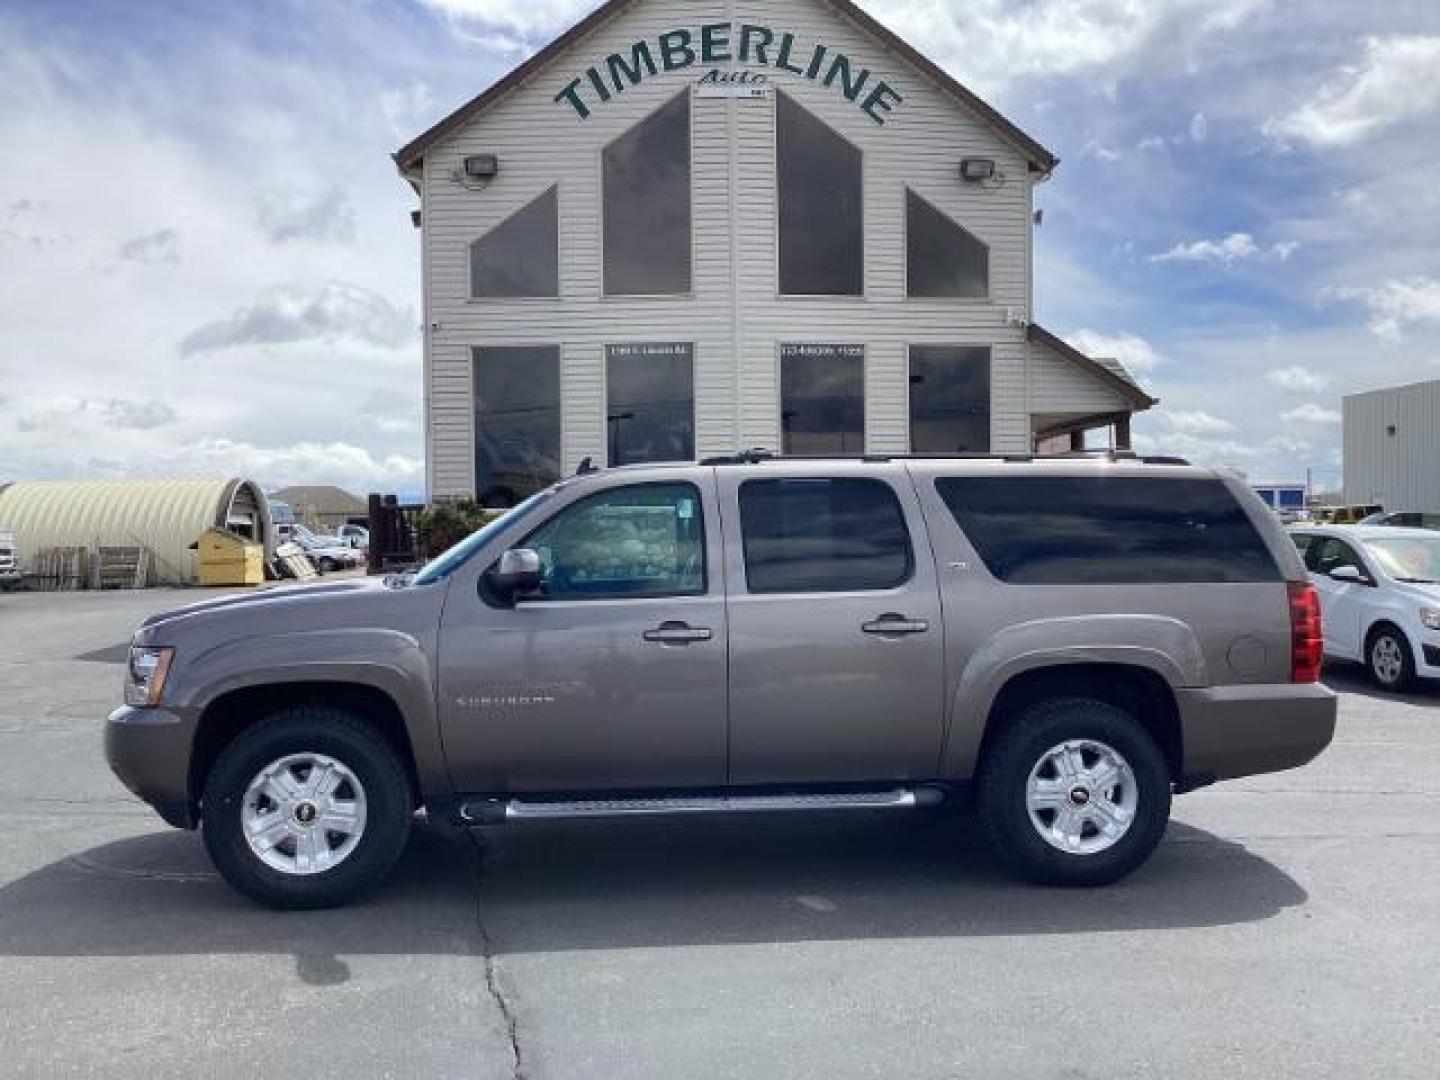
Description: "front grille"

(1424, 644), (1440, 669)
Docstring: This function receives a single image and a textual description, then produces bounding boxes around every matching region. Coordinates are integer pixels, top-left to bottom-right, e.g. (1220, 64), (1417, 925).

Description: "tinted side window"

(1290, 533), (1318, 568)
(935, 476), (1281, 584)
(740, 478), (911, 593)
(524, 483), (705, 600)
(1312, 538), (1364, 576)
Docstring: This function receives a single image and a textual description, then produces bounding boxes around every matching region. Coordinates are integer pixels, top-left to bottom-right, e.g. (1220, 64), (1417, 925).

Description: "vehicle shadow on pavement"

(1324, 665), (1440, 706)
(0, 812), (1305, 974)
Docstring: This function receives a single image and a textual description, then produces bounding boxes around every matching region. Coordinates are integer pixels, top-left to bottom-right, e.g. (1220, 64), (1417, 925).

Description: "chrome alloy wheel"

(1371, 634), (1405, 686)
(1026, 739), (1138, 855)
(241, 753), (368, 875)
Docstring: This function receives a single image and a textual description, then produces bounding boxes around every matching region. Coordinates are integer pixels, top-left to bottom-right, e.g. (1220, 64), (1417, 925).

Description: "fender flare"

(940, 615), (1205, 778)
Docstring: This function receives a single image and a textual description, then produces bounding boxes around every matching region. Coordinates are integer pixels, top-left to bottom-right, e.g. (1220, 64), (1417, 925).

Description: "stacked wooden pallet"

(91, 546), (151, 590)
(31, 547), (86, 591)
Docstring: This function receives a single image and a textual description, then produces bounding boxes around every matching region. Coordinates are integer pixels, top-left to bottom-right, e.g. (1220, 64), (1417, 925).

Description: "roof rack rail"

(697, 449), (1190, 466)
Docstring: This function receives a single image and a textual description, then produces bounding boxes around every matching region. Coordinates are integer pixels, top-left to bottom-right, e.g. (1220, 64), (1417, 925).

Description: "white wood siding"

(419, 0), (1052, 497)
(1027, 343), (1132, 414)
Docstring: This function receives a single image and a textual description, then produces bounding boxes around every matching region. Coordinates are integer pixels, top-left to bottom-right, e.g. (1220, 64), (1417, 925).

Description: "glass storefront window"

(905, 189), (988, 298)
(472, 345), (561, 507)
(603, 93), (692, 295)
(777, 93), (863, 296)
(605, 343), (695, 466)
(909, 345), (991, 452)
(469, 187), (559, 298)
(780, 343), (865, 453)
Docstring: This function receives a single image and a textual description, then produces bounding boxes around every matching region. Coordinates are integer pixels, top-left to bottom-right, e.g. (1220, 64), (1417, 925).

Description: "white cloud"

(1166, 409), (1235, 435)
(1064, 329), (1163, 374)
(842, 0), (1265, 96)
(1267, 36), (1440, 147)
(380, 79), (435, 138)
(255, 187), (355, 245)
(1329, 276), (1440, 343)
(117, 228), (180, 265)
(1265, 365), (1330, 392)
(180, 281), (414, 355)
(1281, 402), (1342, 424)
(179, 438), (424, 490)
(1189, 111), (1208, 142)
(1151, 232), (1298, 265)
(416, 0), (593, 51)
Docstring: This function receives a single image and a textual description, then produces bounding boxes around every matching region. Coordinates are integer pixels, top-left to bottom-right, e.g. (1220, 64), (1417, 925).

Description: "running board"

(457, 786), (942, 825)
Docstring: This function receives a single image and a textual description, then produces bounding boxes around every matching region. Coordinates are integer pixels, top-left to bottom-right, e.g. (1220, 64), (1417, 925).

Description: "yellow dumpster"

(196, 528), (264, 586)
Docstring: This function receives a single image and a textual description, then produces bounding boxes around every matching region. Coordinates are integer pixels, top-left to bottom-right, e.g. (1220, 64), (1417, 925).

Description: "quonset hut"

(0, 478), (273, 585)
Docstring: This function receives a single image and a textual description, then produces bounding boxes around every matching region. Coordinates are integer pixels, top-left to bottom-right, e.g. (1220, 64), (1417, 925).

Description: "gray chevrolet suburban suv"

(107, 453), (1337, 908)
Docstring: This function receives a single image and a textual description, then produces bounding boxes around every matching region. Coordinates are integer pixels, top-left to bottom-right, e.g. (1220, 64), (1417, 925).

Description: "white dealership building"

(395, 0), (1156, 504)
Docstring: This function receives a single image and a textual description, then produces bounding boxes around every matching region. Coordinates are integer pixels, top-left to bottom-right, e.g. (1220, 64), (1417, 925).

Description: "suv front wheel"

(201, 707), (413, 909)
(976, 698), (1171, 886)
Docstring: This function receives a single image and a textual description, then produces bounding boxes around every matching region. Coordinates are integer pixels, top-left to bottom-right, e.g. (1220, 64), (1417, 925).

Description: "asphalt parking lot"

(1, 587), (1437, 1079)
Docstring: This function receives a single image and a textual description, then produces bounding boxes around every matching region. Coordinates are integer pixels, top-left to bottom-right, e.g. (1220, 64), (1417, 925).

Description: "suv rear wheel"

(1365, 625), (1415, 692)
(976, 698), (1171, 886)
(201, 707), (413, 909)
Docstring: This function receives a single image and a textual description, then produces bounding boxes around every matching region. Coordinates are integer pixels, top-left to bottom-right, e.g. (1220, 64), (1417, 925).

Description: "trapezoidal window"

(777, 92), (862, 296)
(469, 187), (559, 298)
(906, 189), (988, 298)
(603, 93), (692, 296)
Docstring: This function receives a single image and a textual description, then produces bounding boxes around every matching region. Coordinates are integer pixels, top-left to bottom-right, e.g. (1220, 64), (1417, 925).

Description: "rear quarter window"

(934, 476), (1281, 584)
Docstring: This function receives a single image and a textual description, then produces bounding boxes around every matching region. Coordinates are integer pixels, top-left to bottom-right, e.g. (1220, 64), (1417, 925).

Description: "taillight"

(1288, 580), (1323, 683)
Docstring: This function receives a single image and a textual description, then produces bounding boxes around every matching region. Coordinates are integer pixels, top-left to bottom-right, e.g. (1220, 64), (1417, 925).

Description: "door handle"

(642, 621), (713, 644)
(862, 613), (929, 635)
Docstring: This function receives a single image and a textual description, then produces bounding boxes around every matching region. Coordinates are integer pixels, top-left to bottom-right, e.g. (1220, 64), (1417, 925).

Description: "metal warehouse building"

(0, 479), (272, 585)
(1344, 379), (1440, 510)
(394, 0), (1156, 505)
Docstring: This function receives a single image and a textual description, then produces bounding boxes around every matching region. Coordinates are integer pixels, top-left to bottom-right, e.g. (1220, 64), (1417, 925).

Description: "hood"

(138, 577), (390, 632)
(1395, 580), (1440, 604)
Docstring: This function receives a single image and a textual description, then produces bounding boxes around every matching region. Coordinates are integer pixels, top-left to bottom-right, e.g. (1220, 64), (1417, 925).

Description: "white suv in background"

(1289, 525), (1440, 691)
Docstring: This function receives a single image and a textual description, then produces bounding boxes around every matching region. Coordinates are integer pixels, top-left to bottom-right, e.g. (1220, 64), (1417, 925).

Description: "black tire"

(1365, 625), (1415, 692)
(318, 557), (336, 573)
(975, 698), (1171, 887)
(201, 707), (413, 909)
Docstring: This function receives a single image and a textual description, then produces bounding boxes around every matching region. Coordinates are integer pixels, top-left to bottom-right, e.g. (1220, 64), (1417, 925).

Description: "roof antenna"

(575, 456), (599, 475)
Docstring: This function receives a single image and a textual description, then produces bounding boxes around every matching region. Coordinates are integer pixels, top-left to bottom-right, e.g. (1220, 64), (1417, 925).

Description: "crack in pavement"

(463, 831), (525, 1080)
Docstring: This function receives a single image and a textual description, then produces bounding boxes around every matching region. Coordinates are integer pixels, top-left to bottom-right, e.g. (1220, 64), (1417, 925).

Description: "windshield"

(1364, 535), (1440, 583)
(410, 490), (554, 586)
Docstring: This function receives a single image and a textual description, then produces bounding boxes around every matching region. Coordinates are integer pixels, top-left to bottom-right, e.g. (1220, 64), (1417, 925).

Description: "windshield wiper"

(1393, 576), (1440, 584)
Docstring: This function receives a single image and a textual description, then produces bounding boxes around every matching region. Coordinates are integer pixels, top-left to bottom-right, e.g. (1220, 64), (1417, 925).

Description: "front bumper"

(1177, 682), (1338, 786)
(105, 705), (195, 828)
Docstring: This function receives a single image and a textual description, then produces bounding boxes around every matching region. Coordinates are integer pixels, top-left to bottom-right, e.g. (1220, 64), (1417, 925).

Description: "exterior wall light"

(464, 154), (499, 180)
(960, 157), (996, 182)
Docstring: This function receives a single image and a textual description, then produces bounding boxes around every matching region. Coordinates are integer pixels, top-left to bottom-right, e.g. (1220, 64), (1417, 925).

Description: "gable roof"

(393, 0), (1059, 175)
(1026, 323), (1158, 411)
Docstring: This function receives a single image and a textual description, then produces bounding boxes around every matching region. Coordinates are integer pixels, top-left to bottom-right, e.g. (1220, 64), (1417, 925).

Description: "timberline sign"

(555, 22), (904, 124)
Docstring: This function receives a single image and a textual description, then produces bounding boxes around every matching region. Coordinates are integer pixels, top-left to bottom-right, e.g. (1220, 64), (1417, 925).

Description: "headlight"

(125, 646), (174, 707)
(1420, 608), (1440, 632)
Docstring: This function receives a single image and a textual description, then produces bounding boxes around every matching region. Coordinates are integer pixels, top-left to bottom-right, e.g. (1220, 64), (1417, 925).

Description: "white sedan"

(1288, 524), (1440, 691)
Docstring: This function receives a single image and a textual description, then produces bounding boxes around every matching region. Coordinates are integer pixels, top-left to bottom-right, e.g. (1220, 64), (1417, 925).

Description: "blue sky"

(2, 0), (1438, 496)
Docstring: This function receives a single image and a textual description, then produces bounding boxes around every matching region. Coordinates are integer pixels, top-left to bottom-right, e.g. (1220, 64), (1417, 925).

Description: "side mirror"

(1328, 565), (1366, 584)
(491, 548), (542, 600)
